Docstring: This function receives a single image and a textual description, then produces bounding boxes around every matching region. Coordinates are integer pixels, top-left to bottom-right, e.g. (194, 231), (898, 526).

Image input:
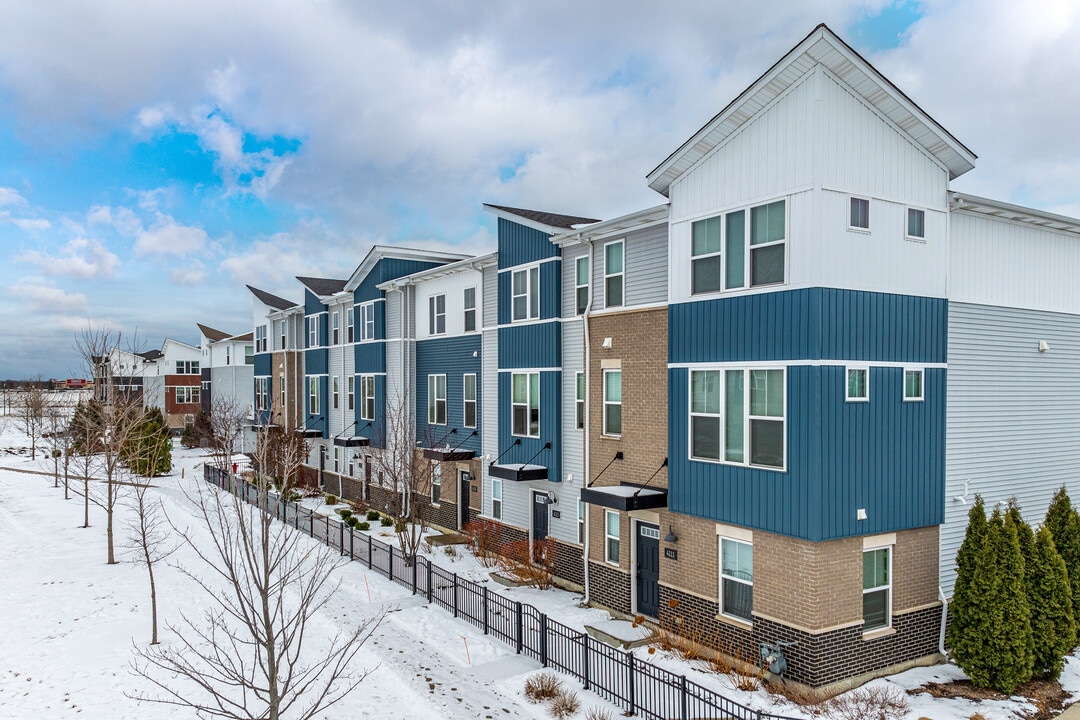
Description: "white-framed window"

(175, 360), (200, 374)
(279, 373), (285, 407)
(307, 316), (319, 348)
(576, 372), (585, 430)
(431, 462), (441, 505)
(846, 367), (869, 402)
(428, 374), (447, 425)
(863, 546), (892, 631)
(463, 374), (477, 428)
(690, 368), (785, 469)
(464, 287), (477, 333)
(511, 266), (540, 322)
(849, 197), (870, 230)
(347, 376), (355, 411)
(279, 320), (287, 350)
(332, 376), (340, 410)
(333, 447), (340, 473)
(429, 294), (446, 335)
(720, 537), (753, 622)
(511, 371), (539, 437)
(308, 377), (320, 415)
(907, 208), (926, 239)
(254, 324), (268, 352)
(690, 199), (786, 293)
(575, 255), (590, 314)
(331, 311), (340, 345)
(605, 510), (620, 564)
(603, 369), (622, 436)
(491, 476), (502, 519)
(226, 345), (231, 365)
(359, 303), (376, 341)
(904, 368), (924, 401)
(360, 375), (376, 421)
(245, 346), (254, 365)
(346, 307), (354, 343)
(578, 498), (585, 545)
(254, 377), (269, 411)
(175, 386), (200, 404)
(604, 240), (624, 307)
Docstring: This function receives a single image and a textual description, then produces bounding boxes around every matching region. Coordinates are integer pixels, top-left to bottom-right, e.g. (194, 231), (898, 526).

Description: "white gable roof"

(647, 24), (977, 196)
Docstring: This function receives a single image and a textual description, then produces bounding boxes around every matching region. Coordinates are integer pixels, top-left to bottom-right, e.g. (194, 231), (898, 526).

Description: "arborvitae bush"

(1045, 486), (1080, 617)
(325, 493), (338, 505)
(380, 516), (393, 527)
(366, 510), (381, 521)
(122, 408), (172, 477)
(947, 496), (987, 655)
(356, 521), (370, 531)
(1030, 526), (1077, 679)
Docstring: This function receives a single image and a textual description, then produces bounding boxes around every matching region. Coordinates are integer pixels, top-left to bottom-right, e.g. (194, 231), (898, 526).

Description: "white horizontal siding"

(942, 302), (1080, 595)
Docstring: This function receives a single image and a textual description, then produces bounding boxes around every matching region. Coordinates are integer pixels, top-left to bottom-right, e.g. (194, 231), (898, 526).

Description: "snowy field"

(0, 417), (1079, 720)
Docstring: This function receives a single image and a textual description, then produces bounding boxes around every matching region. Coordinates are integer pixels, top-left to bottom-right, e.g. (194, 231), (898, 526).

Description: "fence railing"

(204, 465), (801, 720)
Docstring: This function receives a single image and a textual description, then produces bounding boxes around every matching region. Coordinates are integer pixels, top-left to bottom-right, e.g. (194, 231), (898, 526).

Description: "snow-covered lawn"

(1, 422), (1079, 720)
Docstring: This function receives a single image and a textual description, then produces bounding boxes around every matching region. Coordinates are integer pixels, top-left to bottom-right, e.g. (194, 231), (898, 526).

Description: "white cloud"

(10, 277), (88, 313)
(15, 238), (120, 279)
(169, 261), (206, 285)
(0, 187), (27, 206)
(0, 211), (50, 231)
(134, 217), (209, 256)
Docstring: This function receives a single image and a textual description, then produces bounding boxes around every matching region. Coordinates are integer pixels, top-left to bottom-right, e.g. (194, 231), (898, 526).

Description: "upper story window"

(690, 368), (785, 470)
(307, 316), (320, 348)
(360, 375), (376, 421)
(690, 198), (786, 294)
(346, 307), (355, 343)
(245, 346), (254, 365)
(279, 320), (287, 350)
(254, 377), (269, 411)
(904, 368), (924, 402)
(906, 208), (926, 240)
(850, 197), (870, 230)
(175, 360), (200, 374)
(429, 294), (446, 335)
(576, 372), (585, 430)
(332, 312), (340, 345)
(332, 376), (340, 410)
(846, 367), (869, 402)
(604, 240), (624, 307)
(347, 376), (355, 411)
(226, 346), (231, 365)
(512, 266), (540, 322)
(603, 369), (622, 436)
(428, 374), (447, 425)
(463, 374), (477, 428)
(308, 377), (320, 415)
(575, 256), (590, 314)
(511, 371), (540, 437)
(464, 287), (477, 332)
(359, 303), (375, 341)
(255, 325), (268, 352)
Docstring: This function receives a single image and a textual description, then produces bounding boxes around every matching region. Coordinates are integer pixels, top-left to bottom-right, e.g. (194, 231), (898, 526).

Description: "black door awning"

(424, 448), (476, 461)
(489, 463), (548, 482)
(580, 483), (668, 512)
(333, 435), (370, 448)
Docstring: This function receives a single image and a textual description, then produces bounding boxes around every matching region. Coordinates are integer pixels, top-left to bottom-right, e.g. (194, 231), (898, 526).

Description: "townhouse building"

(247, 285), (304, 436)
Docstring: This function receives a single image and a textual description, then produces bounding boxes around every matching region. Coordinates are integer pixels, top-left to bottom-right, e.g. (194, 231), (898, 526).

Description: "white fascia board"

(950, 192), (1080, 235)
(344, 244), (473, 292)
(376, 252), (497, 291)
(550, 204), (670, 247)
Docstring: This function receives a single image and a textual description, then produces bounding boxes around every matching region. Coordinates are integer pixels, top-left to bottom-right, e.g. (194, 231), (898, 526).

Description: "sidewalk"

(1060, 704), (1080, 719)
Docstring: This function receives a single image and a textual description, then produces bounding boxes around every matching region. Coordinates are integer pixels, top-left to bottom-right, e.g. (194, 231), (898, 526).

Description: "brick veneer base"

(588, 561), (632, 615)
(657, 585), (941, 688)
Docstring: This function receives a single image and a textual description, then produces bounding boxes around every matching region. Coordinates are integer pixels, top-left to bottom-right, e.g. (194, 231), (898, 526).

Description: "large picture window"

(428, 374), (446, 425)
(690, 368), (785, 469)
(511, 266), (540, 321)
(863, 546), (891, 631)
(603, 369), (622, 436)
(689, 199), (785, 294)
(720, 537), (753, 622)
(511, 371), (540, 437)
(463, 374), (477, 428)
(604, 240), (624, 307)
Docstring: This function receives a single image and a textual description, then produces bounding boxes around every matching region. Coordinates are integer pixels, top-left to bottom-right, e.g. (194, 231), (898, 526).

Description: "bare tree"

(126, 475), (177, 645)
(14, 379), (47, 460)
(130, 450), (382, 719)
(69, 399), (101, 528)
(207, 394), (249, 477)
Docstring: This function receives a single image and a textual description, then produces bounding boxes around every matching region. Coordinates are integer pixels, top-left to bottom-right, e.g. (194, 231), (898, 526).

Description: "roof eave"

(551, 204), (670, 247)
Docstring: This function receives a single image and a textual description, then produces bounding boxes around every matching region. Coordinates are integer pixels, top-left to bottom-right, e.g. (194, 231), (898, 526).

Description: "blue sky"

(1, 0), (1079, 378)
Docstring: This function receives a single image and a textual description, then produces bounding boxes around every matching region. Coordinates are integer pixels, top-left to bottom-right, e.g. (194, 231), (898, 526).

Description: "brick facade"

(588, 560), (632, 615)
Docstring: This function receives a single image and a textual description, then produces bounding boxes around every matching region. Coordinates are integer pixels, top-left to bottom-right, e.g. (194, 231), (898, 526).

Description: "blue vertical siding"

(354, 342), (386, 374)
(415, 335), (483, 454)
(305, 348), (328, 375)
(496, 370), (562, 482)
(497, 219), (559, 269)
(253, 353), (272, 376)
(303, 289), (324, 316)
(355, 259), (443, 303)
(496, 257), (562, 325)
(498, 324), (560, 370)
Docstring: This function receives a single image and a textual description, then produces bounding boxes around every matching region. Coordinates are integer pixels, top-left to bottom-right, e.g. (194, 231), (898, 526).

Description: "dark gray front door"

(459, 471), (471, 529)
(532, 491), (549, 541)
(636, 523), (660, 618)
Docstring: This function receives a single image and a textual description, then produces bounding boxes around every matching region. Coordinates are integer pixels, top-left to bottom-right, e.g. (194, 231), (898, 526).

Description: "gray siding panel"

(625, 224), (669, 307)
(943, 302), (1080, 595)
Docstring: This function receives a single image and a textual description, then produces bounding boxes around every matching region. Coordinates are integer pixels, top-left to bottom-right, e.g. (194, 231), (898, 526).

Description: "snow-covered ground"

(0, 420), (1078, 720)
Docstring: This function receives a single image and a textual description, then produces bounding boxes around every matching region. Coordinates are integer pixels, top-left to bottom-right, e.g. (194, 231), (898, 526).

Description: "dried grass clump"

(823, 685), (910, 720)
(524, 671), (562, 703)
(549, 688), (581, 719)
(583, 708), (614, 720)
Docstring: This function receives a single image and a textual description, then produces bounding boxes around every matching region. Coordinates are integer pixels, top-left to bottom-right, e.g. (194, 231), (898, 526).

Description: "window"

(603, 370), (622, 436)
(254, 377), (269, 411)
(331, 312), (340, 345)
(280, 320), (287, 350)
(691, 216), (721, 294)
(511, 266), (540, 321)
(850, 197), (870, 230)
(750, 201), (786, 286)
(360, 375), (376, 421)
(604, 240), (624, 307)
(575, 256), (589, 314)
(907, 208), (926, 239)
(333, 447), (340, 473)
(346, 307), (354, 343)
(175, 386), (200, 404)
(464, 287), (477, 332)
(175, 361), (199, 374)
(428, 374), (447, 425)
(279, 373), (285, 408)
(690, 368), (785, 469)
(491, 477), (502, 519)
(720, 538), (753, 622)
(863, 546), (891, 631)
(245, 346), (254, 365)
(463, 374), (477, 428)
(360, 303), (375, 341)
(332, 376), (339, 410)
(578, 499), (585, 544)
(429, 294), (446, 335)
(576, 372), (585, 430)
(846, 368), (869, 402)
(347, 377), (355, 411)
(605, 510), (620, 564)
(225, 346), (231, 365)
(511, 372), (540, 437)
(254, 324), (268, 352)
(690, 199), (786, 292)
(307, 316), (319, 347)
(308, 377), (320, 415)
(904, 369), (924, 401)
(431, 462), (441, 505)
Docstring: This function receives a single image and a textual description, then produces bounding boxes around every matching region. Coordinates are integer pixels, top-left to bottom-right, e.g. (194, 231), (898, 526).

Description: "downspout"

(938, 586), (949, 657)
(581, 236), (595, 604)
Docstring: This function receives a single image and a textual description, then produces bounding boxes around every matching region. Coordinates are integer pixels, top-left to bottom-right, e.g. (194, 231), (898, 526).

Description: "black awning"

(249, 423), (280, 432)
(295, 428), (323, 438)
(489, 463), (548, 482)
(424, 448), (476, 461)
(580, 484), (668, 512)
(334, 435), (370, 448)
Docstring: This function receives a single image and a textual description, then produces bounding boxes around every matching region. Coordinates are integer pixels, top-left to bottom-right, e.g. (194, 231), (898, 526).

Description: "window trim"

(346, 307), (355, 343)
(604, 509), (620, 565)
(510, 265), (540, 322)
(347, 376), (355, 411)
(491, 476), (502, 520)
(575, 255), (590, 315)
(862, 544), (893, 633)
(360, 375), (376, 421)
(906, 207), (926, 240)
(511, 371), (540, 438)
(331, 311), (340, 345)
(428, 374), (447, 425)
(307, 316), (319, 348)
(719, 535), (754, 624)
(464, 287), (477, 333)
(575, 371), (585, 431)
(279, 320), (287, 350)
(903, 368), (924, 402)
(602, 369), (622, 437)
(254, 377), (269, 411)
(308, 377), (320, 415)
(604, 239), (624, 308)
(846, 366), (869, 403)
(688, 198), (788, 294)
(690, 216), (722, 295)
(848, 196), (870, 231)
(689, 367), (786, 471)
(359, 303), (376, 341)
(429, 294), (446, 335)
(175, 386), (201, 405)
(463, 373), (477, 429)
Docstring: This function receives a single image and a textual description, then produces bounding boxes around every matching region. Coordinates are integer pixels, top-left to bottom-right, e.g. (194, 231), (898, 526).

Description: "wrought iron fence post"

(452, 574), (459, 618)
(482, 586), (489, 634)
(309, 509), (313, 536)
(680, 675), (687, 720)
(515, 602), (523, 654)
(367, 534), (373, 569)
(539, 614), (548, 667)
(388, 546), (393, 580)
(426, 559), (433, 603)
(349, 529), (354, 560)
(411, 557), (417, 595)
(339, 522), (344, 555)
(628, 652), (636, 716)
(582, 634), (590, 690)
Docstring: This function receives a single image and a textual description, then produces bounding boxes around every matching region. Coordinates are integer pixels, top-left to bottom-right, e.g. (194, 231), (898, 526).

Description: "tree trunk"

(148, 561), (158, 645)
(83, 478), (90, 528)
(107, 506), (116, 564)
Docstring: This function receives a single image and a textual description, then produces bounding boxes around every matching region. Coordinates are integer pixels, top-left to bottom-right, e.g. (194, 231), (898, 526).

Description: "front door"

(459, 471), (471, 529)
(636, 523), (661, 618)
(531, 491), (549, 542)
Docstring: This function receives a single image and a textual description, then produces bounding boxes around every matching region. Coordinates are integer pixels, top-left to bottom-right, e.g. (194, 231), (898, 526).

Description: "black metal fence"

(205, 465), (801, 720)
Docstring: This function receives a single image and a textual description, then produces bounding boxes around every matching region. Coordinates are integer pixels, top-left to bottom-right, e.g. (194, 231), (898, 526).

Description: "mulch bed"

(912, 678), (1070, 719)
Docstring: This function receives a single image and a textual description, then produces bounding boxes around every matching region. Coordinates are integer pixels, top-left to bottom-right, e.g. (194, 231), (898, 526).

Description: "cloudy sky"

(1, 0), (1078, 378)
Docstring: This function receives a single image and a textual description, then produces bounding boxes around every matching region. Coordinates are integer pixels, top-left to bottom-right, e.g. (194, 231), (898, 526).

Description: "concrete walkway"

(1059, 702), (1080, 719)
